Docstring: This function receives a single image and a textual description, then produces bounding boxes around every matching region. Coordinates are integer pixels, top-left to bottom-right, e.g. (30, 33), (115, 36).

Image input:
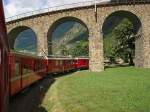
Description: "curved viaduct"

(6, 2), (150, 72)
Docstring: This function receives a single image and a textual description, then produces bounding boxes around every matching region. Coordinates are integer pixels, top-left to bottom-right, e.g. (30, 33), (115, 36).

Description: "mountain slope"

(52, 22), (88, 55)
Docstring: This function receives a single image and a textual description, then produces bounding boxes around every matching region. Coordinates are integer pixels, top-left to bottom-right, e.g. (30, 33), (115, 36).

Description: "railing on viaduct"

(6, 0), (150, 22)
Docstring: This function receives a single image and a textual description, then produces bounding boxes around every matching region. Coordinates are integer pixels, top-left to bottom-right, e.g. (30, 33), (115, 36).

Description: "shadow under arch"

(8, 26), (38, 53)
(47, 16), (89, 55)
(102, 10), (142, 67)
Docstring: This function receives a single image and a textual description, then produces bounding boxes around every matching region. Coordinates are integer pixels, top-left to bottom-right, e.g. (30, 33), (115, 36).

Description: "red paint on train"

(9, 52), (47, 96)
(0, 0), (9, 112)
(75, 57), (89, 70)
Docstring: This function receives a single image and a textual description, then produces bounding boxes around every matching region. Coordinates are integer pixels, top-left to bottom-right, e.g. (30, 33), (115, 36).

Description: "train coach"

(9, 52), (47, 96)
(8, 53), (89, 96)
(74, 57), (89, 70)
(46, 56), (89, 73)
(46, 57), (75, 74)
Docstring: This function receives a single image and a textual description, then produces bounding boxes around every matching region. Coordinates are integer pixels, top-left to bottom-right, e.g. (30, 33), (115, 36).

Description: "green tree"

(104, 18), (136, 65)
(60, 44), (69, 56)
(69, 40), (89, 57)
(114, 18), (135, 65)
(104, 33), (118, 64)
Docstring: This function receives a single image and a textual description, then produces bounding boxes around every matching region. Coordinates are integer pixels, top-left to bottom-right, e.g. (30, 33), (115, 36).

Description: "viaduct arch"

(8, 26), (37, 54)
(47, 16), (89, 55)
(102, 10), (142, 67)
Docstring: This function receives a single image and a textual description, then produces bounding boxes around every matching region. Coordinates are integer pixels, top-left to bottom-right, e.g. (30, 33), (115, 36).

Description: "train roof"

(10, 52), (89, 60)
(47, 58), (73, 60)
(74, 57), (89, 59)
(10, 51), (45, 59)
(47, 56), (89, 60)
(10, 52), (74, 60)
(46, 56), (73, 60)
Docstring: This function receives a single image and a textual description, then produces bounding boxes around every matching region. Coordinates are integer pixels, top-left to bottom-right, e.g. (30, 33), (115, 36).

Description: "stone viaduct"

(6, 1), (150, 72)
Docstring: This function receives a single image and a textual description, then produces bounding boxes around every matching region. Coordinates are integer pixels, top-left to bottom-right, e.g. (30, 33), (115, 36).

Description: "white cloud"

(4, 0), (47, 17)
(4, 0), (110, 18)
(5, 3), (16, 17)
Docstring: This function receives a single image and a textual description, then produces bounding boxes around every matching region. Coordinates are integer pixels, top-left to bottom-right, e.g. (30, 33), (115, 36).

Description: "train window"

(14, 62), (20, 77)
(23, 60), (34, 75)
(23, 68), (33, 75)
(40, 61), (44, 68)
(60, 60), (63, 65)
(56, 60), (59, 66)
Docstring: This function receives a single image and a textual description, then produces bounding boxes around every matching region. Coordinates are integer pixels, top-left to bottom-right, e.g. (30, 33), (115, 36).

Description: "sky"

(3, 0), (109, 18)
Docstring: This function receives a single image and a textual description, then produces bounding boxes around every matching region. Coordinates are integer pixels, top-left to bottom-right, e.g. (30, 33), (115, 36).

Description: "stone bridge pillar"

(141, 17), (150, 68)
(135, 11), (150, 68)
(35, 28), (48, 56)
(89, 24), (104, 72)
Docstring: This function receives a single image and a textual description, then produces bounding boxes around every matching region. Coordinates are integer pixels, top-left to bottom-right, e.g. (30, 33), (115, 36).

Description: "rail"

(6, 0), (150, 22)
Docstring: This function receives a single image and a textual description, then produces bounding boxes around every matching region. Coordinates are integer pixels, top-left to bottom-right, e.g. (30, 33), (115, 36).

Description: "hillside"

(103, 16), (124, 36)
(52, 22), (88, 55)
(14, 29), (37, 54)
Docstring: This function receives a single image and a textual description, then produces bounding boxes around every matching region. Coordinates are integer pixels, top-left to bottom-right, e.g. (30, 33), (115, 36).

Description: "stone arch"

(102, 10), (142, 67)
(47, 16), (89, 55)
(8, 26), (38, 54)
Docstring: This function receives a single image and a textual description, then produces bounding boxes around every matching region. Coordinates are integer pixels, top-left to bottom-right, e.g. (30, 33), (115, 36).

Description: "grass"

(41, 67), (150, 112)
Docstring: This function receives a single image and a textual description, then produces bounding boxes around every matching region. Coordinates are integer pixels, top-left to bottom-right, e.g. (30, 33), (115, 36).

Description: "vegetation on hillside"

(104, 18), (135, 65)
(14, 29), (37, 54)
(51, 22), (89, 57)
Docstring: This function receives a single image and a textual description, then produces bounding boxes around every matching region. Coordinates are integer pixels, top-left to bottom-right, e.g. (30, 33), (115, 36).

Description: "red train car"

(0, 1), (9, 112)
(9, 54), (78, 96)
(9, 52), (47, 96)
(75, 57), (89, 70)
(9, 53), (89, 96)
(46, 57), (74, 74)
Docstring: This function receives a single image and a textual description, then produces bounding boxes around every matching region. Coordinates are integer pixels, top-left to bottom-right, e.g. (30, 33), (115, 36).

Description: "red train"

(9, 52), (89, 96)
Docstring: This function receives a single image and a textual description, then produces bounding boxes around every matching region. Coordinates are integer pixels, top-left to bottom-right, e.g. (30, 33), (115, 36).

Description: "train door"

(10, 56), (22, 96)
